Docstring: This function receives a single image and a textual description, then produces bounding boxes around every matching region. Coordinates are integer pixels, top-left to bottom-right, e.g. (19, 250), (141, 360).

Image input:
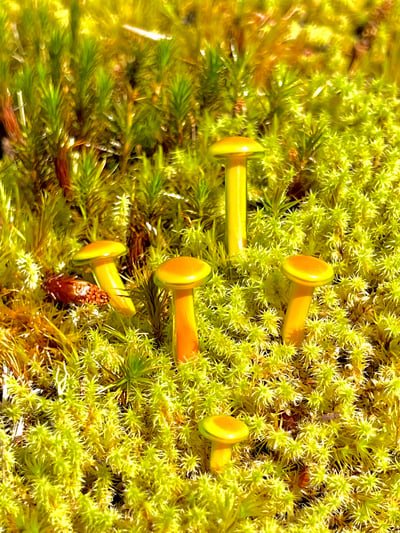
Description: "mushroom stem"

(92, 259), (135, 316)
(225, 155), (247, 256)
(173, 288), (198, 364)
(209, 441), (233, 473)
(282, 283), (315, 346)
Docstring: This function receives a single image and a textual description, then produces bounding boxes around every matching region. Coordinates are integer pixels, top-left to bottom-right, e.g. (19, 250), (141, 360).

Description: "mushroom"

(154, 256), (211, 364)
(210, 136), (264, 256)
(73, 240), (135, 315)
(282, 255), (334, 346)
(198, 415), (249, 473)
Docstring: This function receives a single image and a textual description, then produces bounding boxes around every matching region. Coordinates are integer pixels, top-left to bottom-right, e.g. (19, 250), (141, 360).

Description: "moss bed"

(1, 1), (400, 531)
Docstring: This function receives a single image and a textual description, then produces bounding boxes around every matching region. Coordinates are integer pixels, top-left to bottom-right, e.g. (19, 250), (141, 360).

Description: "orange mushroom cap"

(210, 136), (264, 159)
(154, 256), (212, 290)
(198, 415), (249, 445)
(282, 255), (334, 287)
(73, 241), (128, 264)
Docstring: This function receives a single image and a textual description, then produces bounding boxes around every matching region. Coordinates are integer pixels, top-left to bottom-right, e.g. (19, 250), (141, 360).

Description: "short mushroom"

(73, 240), (135, 315)
(198, 415), (249, 473)
(282, 255), (334, 346)
(210, 136), (264, 256)
(154, 256), (211, 364)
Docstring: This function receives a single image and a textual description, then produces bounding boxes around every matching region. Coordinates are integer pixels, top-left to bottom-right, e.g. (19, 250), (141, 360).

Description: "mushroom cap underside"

(155, 256), (212, 290)
(210, 136), (264, 158)
(282, 255), (334, 287)
(73, 240), (128, 263)
(198, 415), (249, 444)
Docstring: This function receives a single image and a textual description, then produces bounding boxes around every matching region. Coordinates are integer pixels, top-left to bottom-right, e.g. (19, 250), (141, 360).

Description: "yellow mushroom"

(198, 415), (249, 473)
(73, 240), (135, 315)
(210, 136), (264, 256)
(155, 256), (211, 364)
(282, 255), (334, 346)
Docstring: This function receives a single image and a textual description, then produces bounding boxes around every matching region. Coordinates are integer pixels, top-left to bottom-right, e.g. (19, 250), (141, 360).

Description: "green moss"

(1, 0), (400, 531)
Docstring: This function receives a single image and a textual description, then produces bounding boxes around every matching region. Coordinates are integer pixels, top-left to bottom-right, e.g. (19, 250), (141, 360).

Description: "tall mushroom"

(154, 256), (211, 364)
(210, 136), (264, 256)
(73, 240), (135, 315)
(198, 415), (249, 473)
(282, 255), (334, 346)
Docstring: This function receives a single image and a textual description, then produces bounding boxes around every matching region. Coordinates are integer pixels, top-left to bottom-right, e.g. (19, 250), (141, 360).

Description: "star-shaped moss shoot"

(210, 136), (264, 256)
(282, 254), (334, 346)
(154, 256), (211, 364)
(198, 415), (249, 473)
(73, 240), (135, 315)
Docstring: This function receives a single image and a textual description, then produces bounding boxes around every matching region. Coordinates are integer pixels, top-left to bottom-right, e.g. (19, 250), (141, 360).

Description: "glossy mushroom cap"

(282, 255), (334, 287)
(155, 256), (212, 290)
(199, 415), (249, 445)
(73, 241), (128, 264)
(210, 136), (264, 159)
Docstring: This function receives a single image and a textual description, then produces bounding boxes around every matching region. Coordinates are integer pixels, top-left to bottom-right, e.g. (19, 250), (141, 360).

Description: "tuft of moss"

(1, 1), (400, 531)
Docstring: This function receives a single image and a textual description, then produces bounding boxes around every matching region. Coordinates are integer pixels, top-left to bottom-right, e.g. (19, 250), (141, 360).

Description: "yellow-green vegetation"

(1, 0), (400, 531)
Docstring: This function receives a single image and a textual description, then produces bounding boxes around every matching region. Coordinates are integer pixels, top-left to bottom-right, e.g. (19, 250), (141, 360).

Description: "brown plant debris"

(349, 0), (394, 72)
(43, 274), (110, 306)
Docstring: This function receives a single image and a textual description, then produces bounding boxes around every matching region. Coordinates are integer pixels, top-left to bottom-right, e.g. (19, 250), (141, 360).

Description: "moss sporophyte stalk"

(2, 0), (400, 530)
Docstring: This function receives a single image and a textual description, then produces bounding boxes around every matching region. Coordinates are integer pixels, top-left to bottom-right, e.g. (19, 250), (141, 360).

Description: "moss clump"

(1, 1), (400, 531)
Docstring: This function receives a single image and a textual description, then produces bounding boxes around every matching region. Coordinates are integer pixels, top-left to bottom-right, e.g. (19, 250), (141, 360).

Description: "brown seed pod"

(43, 274), (110, 306)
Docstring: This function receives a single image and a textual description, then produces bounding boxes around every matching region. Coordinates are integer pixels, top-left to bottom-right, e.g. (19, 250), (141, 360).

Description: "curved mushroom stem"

(225, 155), (247, 256)
(282, 283), (315, 346)
(209, 441), (233, 473)
(172, 288), (199, 363)
(92, 259), (135, 316)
